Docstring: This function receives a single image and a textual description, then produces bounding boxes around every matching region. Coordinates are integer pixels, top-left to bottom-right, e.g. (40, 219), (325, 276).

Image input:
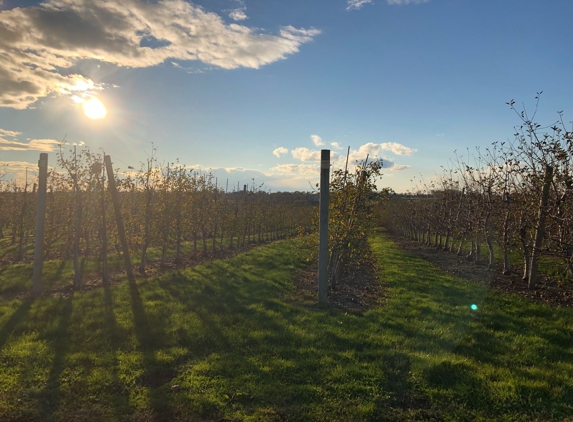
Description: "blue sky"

(0, 0), (572, 192)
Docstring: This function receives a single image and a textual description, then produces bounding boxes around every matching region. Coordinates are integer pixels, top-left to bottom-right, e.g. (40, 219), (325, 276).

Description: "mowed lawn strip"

(0, 233), (571, 421)
(0, 231), (294, 298)
(371, 232), (573, 421)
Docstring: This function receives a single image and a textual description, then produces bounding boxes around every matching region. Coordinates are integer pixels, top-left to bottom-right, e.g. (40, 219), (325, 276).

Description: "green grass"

(0, 232), (571, 421)
(0, 231), (293, 297)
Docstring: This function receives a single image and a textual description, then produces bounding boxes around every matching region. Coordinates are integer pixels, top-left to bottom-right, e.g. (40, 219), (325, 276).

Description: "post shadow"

(128, 280), (173, 418)
(103, 284), (130, 417)
(0, 297), (34, 351)
(40, 296), (74, 420)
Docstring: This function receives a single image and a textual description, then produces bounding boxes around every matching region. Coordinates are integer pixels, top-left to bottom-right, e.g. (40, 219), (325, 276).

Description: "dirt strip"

(292, 246), (385, 312)
(389, 234), (573, 308)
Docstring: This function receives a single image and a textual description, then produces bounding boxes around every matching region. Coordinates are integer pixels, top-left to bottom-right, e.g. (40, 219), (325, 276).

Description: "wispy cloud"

(390, 164), (411, 171)
(388, 0), (429, 5)
(346, 0), (374, 11)
(0, 0), (320, 109)
(0, 129), (21, 138)
(310, 134), (324, 146)
(228, 0), (248, 21)
(347, 0), (429, 10)
(273, 147), (289, 158)
(380, 142), (418, 156)
(0, 138), (61, 152)
(0, 127), (61, 151)
(229, 9), (248, 20)
(330, 142), (344, 150)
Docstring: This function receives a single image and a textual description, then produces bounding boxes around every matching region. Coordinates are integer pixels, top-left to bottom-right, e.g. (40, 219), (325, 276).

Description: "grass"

(0, 232), (571, 421)
(0, 231), (294, 298)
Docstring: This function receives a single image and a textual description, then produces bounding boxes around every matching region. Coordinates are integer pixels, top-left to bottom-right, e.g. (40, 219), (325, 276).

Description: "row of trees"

(305, 151), (391, 293)
(382, 94), (573, 288)
(0, 145), (315, 287)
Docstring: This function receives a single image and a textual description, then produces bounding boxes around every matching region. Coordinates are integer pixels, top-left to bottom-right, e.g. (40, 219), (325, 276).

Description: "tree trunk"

(466, 241), (475, 261)
(202, 227), (208, 255)
(528, 164), (554, 289)
(456, 237), (465, 256)
(486, 233), (495, 269)
(443, 230), (450, 251)
(502, 208), (511, 275)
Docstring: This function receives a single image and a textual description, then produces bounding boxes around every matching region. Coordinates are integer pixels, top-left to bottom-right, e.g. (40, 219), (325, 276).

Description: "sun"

(83, 98), (107, 119)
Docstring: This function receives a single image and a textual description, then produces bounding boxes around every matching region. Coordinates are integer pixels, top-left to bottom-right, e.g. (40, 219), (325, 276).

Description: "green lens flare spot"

(471, 304), (478, 311)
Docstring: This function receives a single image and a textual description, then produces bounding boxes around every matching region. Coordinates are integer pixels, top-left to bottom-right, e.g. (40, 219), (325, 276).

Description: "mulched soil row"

(389, 234), (573, 308)
(292, 247), (385, 312)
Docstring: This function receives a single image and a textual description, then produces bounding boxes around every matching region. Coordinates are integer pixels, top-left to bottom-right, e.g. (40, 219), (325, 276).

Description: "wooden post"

(32, 153), (48, 296)
(318, 149), (330, 306)
(72, 146), (81, 290)
(104, 155), (135, 284)
(100, 161), (109, 285)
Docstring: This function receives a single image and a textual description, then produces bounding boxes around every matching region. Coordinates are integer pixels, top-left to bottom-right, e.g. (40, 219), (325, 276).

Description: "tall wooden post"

(72, 146), (81, 290)
(32, 153), (48, 296)
(100, 161), (109, 285)
(104, 155), (135, 284)
(318, 149), (330, 306)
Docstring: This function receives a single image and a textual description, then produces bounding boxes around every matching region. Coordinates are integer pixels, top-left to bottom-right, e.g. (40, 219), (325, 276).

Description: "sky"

(0, 0), (572, 192)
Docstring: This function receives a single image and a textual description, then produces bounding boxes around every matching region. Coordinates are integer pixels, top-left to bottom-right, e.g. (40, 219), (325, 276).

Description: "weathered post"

(99, 161), (109, 285)
(32, 153), (48, 296)
(104, 155), (135, 284)
(318, 149), (330, 306)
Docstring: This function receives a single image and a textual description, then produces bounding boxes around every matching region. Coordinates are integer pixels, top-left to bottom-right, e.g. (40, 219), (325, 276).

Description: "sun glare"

(83, 98), (107, 119)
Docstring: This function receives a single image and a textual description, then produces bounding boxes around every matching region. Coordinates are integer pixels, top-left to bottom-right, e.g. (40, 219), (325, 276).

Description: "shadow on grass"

(0, 298), (34, 351)
(40, 296), (73, 420)
(103, 284), (130, 418)
(128, 280), (176, 419)
(0, 236), (571, 421)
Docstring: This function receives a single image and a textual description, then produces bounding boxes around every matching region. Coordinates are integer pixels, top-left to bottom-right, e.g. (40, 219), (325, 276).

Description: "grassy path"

(0, 232), (571, 421)
(0, 232), (292, 298)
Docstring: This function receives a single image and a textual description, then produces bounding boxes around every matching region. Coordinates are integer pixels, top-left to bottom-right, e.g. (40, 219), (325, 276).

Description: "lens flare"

(471, 304), (478, 311)
(83, 98), (107, 119)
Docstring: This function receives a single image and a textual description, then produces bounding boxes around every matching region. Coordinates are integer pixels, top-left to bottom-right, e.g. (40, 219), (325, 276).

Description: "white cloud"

(387, 0), (429, 4)
(271, 163), (319, 175)
(347, 0), (374, 10)
(192, 166), (317, 192)
(310, 134), (324, 146)
(292, 147), (323, 162)
(330, 142), (343, 150)
(344, 142), (383, 164)
(390, 164), (411, 171)
(229, 9), (248, 21)
(332, 142), (413, 171)
(0, 129), (21, 138)
(287, 142), (411, 172)
(0, 0), (320, 109)
(380, 142), (417, 156)
(273, 147), (289, 158)
(0, 137), (60, 152)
